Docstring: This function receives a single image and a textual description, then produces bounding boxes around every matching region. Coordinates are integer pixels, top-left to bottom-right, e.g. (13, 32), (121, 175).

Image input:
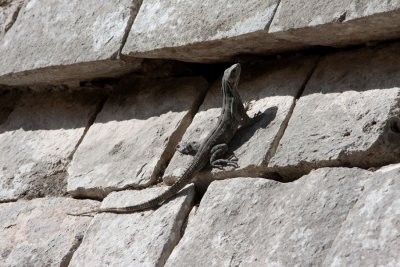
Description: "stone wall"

(1, 0), (399, 266)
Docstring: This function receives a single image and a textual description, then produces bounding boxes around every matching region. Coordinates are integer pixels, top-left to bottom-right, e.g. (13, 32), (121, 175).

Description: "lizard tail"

(66, 167), (196, 216)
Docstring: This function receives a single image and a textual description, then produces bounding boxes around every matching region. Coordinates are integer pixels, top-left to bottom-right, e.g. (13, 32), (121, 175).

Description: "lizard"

(67, 63), (261, 216)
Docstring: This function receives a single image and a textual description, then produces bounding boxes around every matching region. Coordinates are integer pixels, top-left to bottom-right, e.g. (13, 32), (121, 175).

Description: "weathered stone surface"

(0, 0), (24, 39)
(377, 162), (400, 173)
(166, 168), (371, 266)
(0, 197), (99, 267)
(67, 76), (208, 199)
(122, 0), (305, 62)
(163, 57), (317, 185)
(323, 166), (400, 266)
(69, 185), (195, 267)
(270, 43), (400, 179)
(270, 1), (400, 47)
(0, 0), (141, 86)
(0, 90), (102, 201)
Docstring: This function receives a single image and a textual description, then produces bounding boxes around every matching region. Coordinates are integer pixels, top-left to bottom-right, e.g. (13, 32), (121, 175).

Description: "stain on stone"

(109, 141), (124, 155)
(23, 171), (68, 200)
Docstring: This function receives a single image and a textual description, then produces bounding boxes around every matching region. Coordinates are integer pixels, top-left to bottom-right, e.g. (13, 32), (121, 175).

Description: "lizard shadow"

(229, 105), (278, 152)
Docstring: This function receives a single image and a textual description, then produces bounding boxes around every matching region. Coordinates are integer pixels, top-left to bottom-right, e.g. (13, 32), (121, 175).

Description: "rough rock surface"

(270, 0), (400, 47)
(0, 90), (102, 201)
(0, 197), (99, 267)
(122, 0), (305, 62)
(163, 57), (317, 185)
(166, 168), (371, 266)
(270, 43), (400, 179)
(323, 165), (400, 266)
(0, 0), (141, 86)
(69, 185), (195, 267)
(67, 76), (208, 199)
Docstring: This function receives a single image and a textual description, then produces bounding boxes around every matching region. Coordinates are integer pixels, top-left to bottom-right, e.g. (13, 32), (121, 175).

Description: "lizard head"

(223, 63), (241, 89)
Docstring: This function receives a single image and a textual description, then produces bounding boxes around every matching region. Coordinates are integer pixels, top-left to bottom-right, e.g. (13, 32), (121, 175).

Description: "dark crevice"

(115, 0), (143, 59)
(264, 0), (282, 31)
(0, 198), (18, 204)
(336, 11), (347, 23)
(3, 1), (23, 33)
(68, 95), (108, 162)
(180, 195), (200, 237)
(59, 234), (84, 267)
(295, 57), (321, 99)
(160, 189), (197, 266)
(260, 57), (321, 179)
(187, 62), (231, 83)
(150, 81), (211, 186)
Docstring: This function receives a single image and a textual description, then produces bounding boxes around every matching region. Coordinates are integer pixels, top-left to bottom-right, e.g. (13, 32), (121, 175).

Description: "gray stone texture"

(270, 0), (400, 47)
(270, 43), (400, 179)
(69, 185), (195, 267)
(122, 0), (305, 62)
(166, 168), (371, 267)
(0, 0), (141, 86)
(163, 57), (318, 185)
(67, 76), (208, 199)
(323, 165), (400, 267)
(0, 197), (99, 267)
(0, 90), (102, 201)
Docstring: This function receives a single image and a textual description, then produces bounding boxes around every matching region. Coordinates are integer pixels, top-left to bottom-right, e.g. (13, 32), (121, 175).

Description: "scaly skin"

(68, 63), (260, 216)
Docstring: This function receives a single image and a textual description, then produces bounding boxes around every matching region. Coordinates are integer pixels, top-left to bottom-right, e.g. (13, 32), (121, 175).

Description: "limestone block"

(377, 163), (400, 173)
(122, 0), (305, 62)
(323, 166), (400, 266)
(163, 57), (318, 185)
(0, 197), (99, 267)
(270, 0), (400, 47)
(0, 0), (141, 86)
(270, 43), (400, 179)
(69, 185), (195, 267)
(0, 0), (24, 38)
(0, 90), (102, 201)
(166, 168), (371, 266)
(67, 76), (208, 199)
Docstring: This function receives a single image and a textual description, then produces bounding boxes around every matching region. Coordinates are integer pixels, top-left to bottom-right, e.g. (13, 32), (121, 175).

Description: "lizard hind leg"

(210, 143), (239, 169)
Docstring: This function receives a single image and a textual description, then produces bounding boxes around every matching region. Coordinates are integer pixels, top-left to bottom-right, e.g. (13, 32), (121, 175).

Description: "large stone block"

(67, 76), (208, 199)
(270, 43), (400, 179)
(323, 165), (400, 266)
(0, 90), (103, 201)
(0, 197), (99, 267)
(270, 0), (400, 47)
(163, 57), (317, 185)
(69, 185), (195, 267)
(166, 168), (371, 266)
(122, 0), (305, 62)
(0, 0), (141, 86)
